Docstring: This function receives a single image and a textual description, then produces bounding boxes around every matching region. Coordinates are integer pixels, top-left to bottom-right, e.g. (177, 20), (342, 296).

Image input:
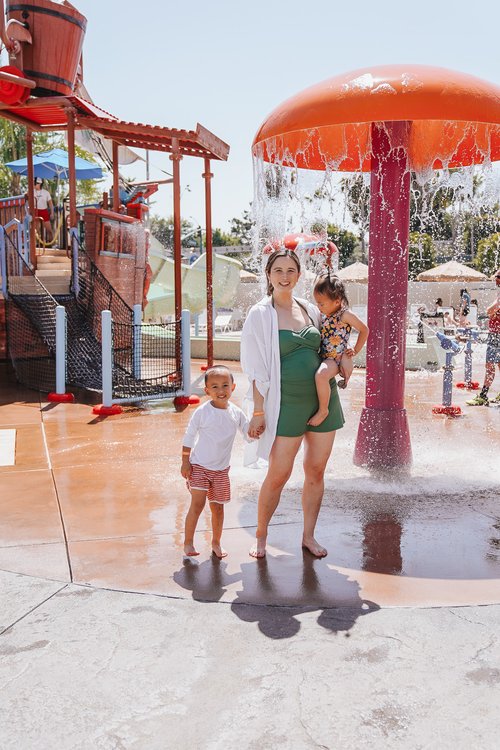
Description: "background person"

(33, 177), (54, 244)
(458, 288), (471, 326)
(467, 271), (500, 406)
(241, 248), (345, 559)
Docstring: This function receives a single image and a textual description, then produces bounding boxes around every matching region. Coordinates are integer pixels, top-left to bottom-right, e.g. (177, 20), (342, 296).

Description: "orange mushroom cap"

(252, 65), (500, 172)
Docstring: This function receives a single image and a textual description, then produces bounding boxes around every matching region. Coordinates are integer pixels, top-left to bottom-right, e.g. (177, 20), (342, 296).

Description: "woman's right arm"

(241, 306), (269, 438)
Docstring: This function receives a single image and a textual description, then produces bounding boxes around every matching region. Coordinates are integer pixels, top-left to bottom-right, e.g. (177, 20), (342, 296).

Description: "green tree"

(212, 228), (239, 247)
(230, 207), (254, 246)
(474, 233), (500, 276)
(0, 122), (102, 205)
(458, 209), (500, 261)
(150, 215), (198, 250)
(408, 232), (436, 280)
(325, 223), (359, 267)
(340, 175), (370, 257)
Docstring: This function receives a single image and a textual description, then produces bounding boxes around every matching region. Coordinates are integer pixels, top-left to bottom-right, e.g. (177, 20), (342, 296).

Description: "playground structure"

(253, 64), (500, 472)
(0, 0), (229, 407)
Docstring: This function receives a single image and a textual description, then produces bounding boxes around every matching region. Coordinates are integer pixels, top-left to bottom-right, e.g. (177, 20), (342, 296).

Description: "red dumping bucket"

(7, 0), (87, 96)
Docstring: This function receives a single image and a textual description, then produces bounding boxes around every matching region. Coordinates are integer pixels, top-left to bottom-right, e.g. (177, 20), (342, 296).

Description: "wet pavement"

(1, 359), (500, 748)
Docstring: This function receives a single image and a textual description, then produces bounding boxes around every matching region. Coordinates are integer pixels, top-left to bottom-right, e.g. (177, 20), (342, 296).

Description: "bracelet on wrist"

(253, 411), (264, 417)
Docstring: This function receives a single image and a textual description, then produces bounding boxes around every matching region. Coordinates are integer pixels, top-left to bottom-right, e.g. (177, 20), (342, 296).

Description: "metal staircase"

(3, 229), (180, 398)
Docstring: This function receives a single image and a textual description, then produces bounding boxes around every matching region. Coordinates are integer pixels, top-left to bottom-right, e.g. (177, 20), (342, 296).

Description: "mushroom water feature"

(252, 65), (500, 472)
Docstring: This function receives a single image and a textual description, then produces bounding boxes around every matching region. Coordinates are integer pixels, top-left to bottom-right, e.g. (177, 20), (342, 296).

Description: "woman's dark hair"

(313, 272), (349, 308)
(435, 298), (443, 306)
(265, 249), (301, 295)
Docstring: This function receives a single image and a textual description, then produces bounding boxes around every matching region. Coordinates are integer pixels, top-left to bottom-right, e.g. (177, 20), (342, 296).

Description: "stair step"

(8, 277), (41, 293)
(36, 256), (71, 266)
(36, 249), (68, 257)
(36, 269), (72, 278)
(43, 283), (71, 293)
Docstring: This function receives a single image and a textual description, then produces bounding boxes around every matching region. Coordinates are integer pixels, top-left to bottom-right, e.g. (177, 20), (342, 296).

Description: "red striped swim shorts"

(188, 463), (231, 504)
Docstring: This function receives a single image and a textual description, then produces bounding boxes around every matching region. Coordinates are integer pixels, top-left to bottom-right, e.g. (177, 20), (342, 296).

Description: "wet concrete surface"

(1, 360), (499, 608)
(1, 360), (500, 747)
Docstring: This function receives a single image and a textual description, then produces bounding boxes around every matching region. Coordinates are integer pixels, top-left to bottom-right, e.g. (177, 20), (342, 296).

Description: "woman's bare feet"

(212, 543), (228, 559)
(307, 409), (329, 427)
(183, 543), (199, 557)
(249, 536), (267, 558)
(302, 537), (328, 557)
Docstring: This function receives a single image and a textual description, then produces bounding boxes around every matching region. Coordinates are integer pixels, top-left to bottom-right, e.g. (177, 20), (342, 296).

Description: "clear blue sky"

(77, 0), (499, 232)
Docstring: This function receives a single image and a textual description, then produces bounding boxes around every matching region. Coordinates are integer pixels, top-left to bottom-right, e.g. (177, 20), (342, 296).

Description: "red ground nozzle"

(173, 395), (200, 409)
(432, 405), (462, 416)
(456, 381), (480, 390)
(47, 392), (75, 403)
(92, 404), (123, 416)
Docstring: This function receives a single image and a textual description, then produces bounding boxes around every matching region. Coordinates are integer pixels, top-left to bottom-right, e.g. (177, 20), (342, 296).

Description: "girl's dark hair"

(313, 272), (349, 307)
(265, 249), (301, 295)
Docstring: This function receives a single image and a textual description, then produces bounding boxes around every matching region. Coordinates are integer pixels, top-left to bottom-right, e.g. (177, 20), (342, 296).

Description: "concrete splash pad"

(1, 362), (499, 610)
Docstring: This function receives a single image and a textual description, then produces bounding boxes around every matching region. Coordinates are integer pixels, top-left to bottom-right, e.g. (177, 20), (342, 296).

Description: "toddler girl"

(308, 273), (369, 427)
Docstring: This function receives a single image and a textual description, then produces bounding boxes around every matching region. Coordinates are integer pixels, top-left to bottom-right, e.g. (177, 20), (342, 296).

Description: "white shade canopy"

(336, 262), (369, 283)
(416, 261), (488, 282)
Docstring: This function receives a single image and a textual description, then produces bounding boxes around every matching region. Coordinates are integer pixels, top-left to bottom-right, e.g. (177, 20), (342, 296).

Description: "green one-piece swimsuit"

(276, 325), (345, 437)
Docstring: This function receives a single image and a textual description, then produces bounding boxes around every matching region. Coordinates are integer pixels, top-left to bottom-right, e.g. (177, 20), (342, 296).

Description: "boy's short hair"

(204, 365), (234, 385)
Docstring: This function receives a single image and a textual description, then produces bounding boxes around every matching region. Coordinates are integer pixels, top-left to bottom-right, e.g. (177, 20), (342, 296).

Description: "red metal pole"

(203, 158), (214, 368)
(112, 141), (119, 213)
(25, 130), (36, 266)
(67, 109), (77, 228)
(354, 121), (412, 472)
(170, 139), (183, 373)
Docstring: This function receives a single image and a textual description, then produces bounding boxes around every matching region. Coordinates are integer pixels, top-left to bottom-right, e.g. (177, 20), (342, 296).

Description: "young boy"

(181, 365), (252, 558)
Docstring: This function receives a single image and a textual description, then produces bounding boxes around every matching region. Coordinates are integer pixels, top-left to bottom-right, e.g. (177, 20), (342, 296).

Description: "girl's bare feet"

(249, 536), (267, 558)
(302, 537), (328, 557)
(183, 543), (199, 557)
(212, 543), (228, 559)
(307, 409), (329, 427)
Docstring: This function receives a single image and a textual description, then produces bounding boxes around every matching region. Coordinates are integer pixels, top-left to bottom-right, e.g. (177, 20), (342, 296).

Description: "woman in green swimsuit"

(241, 248), (344, 559)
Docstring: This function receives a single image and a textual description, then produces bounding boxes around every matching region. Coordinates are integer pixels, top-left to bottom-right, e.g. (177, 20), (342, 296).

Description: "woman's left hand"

(344, 346), (356, 358)
(248, 415), (265, 439)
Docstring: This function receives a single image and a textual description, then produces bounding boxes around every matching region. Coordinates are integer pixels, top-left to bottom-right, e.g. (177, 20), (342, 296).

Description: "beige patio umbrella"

(416, 260), (487, 282)
(336, 262), (369, 282)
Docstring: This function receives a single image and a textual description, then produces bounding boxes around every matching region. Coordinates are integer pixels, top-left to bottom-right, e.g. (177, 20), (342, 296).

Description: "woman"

(241, 248), (344, 559)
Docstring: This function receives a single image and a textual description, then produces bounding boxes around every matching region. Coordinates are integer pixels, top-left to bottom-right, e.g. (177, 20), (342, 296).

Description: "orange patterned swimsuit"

(320, 309), (351, 364)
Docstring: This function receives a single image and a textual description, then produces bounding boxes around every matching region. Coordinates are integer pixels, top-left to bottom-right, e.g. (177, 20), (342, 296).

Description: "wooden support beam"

(66, 109), (77, 227)
(25, 130), (36, 267)
(170, 138), (183, 327)
(112, 141), (119, 212)
(203, 158), (214, 368)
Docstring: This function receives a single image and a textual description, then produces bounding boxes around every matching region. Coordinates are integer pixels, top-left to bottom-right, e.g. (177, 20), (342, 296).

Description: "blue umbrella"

(5, 147), (103, 180)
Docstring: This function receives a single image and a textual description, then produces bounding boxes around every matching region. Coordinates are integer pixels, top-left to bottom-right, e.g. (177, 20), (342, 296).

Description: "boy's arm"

(238, 407), (257, 442)
(342, 311), (369, 356)
(181, 410), (200, 477)
(181, 446), (191, 478)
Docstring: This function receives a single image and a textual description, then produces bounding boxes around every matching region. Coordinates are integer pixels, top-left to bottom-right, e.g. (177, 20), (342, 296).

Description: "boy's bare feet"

(183, 543), (200, 557)
(249, 537), (266, 558)
(307, 409), (329, 427)
(211, 543), (228, 559)
(302, 536), (328, 557)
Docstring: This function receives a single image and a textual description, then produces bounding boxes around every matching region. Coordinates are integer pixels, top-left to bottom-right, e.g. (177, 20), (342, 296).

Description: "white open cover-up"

(240, 296), (320, 464)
